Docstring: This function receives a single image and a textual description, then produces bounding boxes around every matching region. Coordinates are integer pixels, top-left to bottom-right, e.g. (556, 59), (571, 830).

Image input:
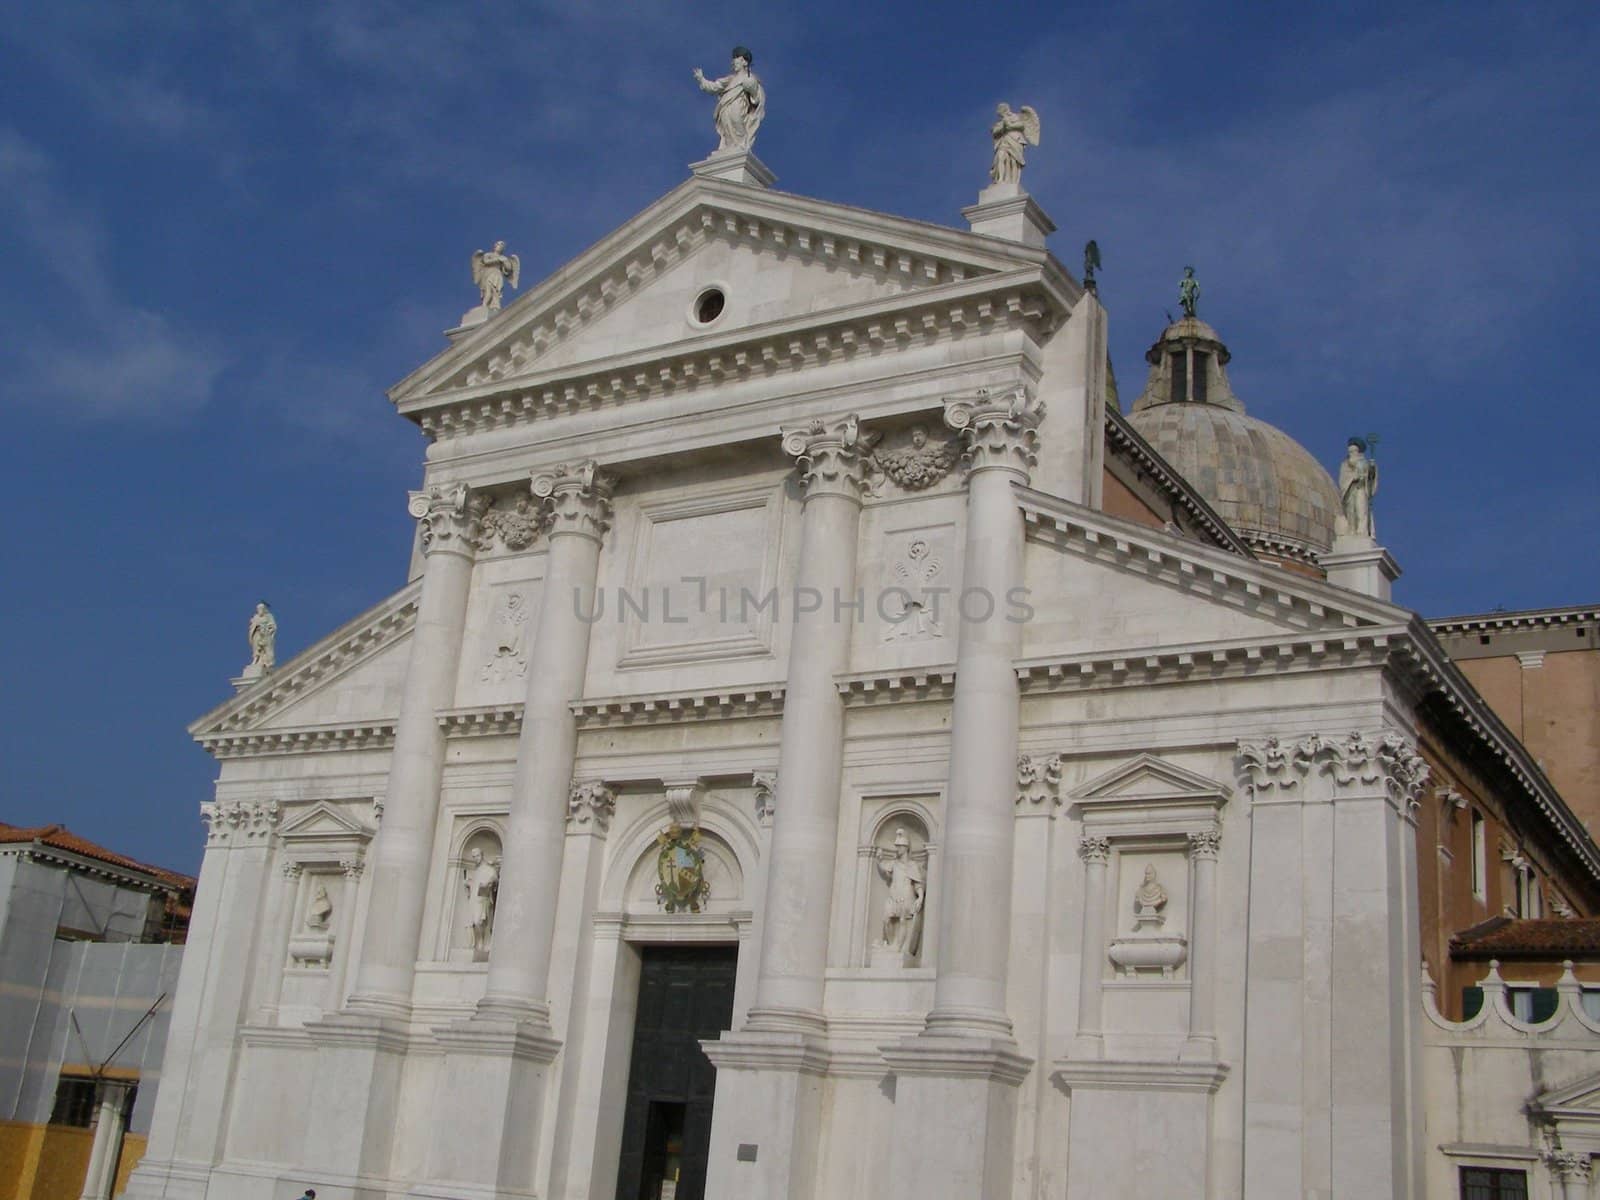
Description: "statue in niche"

(463, 847), (500, 957)
(872, 425), (960, 491)
(692, 46), (765, 154)
(874, 830), (926, 959)
(246, 601), (277, 673)
(471, 240), (520, 313)
(1132, 864), (1168, 930)
(304, 881), (333, 930)
(1178, 266), (1200, 319)
(1334, 436), (1379, 539)
(989, 103), (1040, 185)
(481, 592), (530, 682)
(884, 539), (945, 642)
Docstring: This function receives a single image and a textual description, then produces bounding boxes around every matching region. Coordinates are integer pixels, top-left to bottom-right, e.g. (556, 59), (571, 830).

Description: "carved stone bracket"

(533, 460), (616, 542)
(780, 414), (877, 501)
(753, 771), (778, 827)
(1237, 730), (1431, 808)
(567, 779), (618, 834)
(1187, 827), (1222, 860)
(408, 482), (489, 554)
(662, 779), (705, 828)
(1078, 835), (1111, 864)
(1016, 752), (1065, 808)
(201, 799), (282, 848)
(942, 386), (1044, 479)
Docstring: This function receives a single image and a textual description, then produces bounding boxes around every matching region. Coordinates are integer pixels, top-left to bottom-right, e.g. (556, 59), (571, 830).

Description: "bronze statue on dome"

(1178, 266), (1200, 319)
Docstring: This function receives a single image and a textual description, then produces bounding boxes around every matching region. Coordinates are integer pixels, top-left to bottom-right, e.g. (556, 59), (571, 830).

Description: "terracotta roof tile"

(0, 821), (194, 890)
(1450, 916), (1600, 959)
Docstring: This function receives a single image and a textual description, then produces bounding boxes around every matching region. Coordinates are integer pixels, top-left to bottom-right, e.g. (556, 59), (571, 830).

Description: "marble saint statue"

(1179, 266), (1200, 319)
(874, 830), (926, 957)
(692, 46), (765, 154)
(1133, 864), (1168, 928)
(247, 602), (277, 673)
(471, 241), (520, 313)
(304, 882), (333, 930)
(989, 103), (1040, 185)
(1334, 437), (1379, 539)
(464, 848), (500, 956)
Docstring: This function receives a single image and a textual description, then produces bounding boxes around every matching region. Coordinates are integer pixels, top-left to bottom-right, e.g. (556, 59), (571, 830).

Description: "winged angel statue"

(471, 240), (520, 313)
(990, 103), (1041, 185)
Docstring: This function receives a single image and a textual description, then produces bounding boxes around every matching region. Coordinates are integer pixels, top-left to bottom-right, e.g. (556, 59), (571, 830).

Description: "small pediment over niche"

(1072, 753), (1233, 806)
(1533, 1069), (1600, 1118)
(280, 801), (375, 844)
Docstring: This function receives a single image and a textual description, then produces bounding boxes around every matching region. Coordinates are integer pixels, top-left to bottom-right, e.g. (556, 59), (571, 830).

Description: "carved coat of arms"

(655, 825), (711, 913)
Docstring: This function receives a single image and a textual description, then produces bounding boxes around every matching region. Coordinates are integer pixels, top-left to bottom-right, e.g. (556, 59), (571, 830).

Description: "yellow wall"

(0, 1120), (144, 1200)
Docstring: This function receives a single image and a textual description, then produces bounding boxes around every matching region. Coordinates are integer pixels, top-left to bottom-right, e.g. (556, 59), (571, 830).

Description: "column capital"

(566, 779), (617, 834)
(532, 460), (616, 542)
(753, 770), (778, 827)
(1016, 752), (1064, 809)
(1237, 729), (1430, 810)
(1547, 1149), (1591, 1183)
(1078, 834), (1111, 864)
(943, 386), (1044, 480)
(408, 482), (489, 556)
(1188, 826), (1222, 860)
(780, 414), (875, 502)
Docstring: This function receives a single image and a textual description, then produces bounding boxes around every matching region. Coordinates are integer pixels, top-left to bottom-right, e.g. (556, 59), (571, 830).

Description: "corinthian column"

(479, 459), (614, 1021)
(703, 415), (871, 1200)
(345, 483), (485, 1018)
(881, 387), (1041, 1200)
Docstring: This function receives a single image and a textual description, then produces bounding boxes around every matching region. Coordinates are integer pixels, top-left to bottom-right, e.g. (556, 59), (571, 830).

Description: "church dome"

(1125, 315), (1337, 566)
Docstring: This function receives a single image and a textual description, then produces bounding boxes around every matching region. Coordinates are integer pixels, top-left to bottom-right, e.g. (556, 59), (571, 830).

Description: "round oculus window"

(693, 287), (726, 325)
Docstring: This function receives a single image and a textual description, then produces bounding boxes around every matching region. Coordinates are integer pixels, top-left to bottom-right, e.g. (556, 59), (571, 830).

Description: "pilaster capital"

(1016, 752), (1064, 808)
(201, 799), (281, 848)
(407, 482), (489, 556)
(567, 779), (617, 834)
(1237, 729), (1430, 809)
(1078, 835), (1111, 864)
(532, 460), (616, 542)
(753, 771), (778, 827)
(780, 414), (875, 502)
(1187, 826), (1222, 860)
(942, 386), (1044, 480)
(280, 860), (304, 881)
(340, 855), (365, 880)
(1547, 1150), (1591, 1182)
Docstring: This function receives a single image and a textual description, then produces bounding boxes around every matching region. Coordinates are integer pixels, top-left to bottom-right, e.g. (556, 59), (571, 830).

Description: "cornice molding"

(1429, 605), (1600, 635)
(197, 721), (397, 760)
(836, 667), (957, 706)
(571, 684), (786, 727)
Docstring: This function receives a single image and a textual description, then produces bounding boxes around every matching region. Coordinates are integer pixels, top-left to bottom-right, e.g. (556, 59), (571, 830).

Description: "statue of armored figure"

(873, 830), (926, 962)
(1334, 436), (1379, 540)
(464, 847), (500, 958)
(692, 46), (765, 155)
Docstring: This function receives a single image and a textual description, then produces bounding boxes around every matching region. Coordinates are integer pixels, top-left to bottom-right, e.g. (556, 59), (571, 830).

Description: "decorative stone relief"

(654, 825), (710, 913)
(1078, 835), (1110, 863)
(408, 483), (489, 553)
(481, 591), (530, 682)
(532, 460), (616, 541)
(781, 414), (879, 501)
(871, 425), (960, 491)
(1237, 730), (1430, 807)
(1546, 1150), (1591, 1184)
(882, 537), (946, 642)
(1016, 752), (1065, 807)
(280, 861), (303, 882)
(870, 830), (926, 967)
(753, 771), (778, 827)
(942, 386), (1044, 478)
(567, 780), (617, 834)
(478, 493), (545, 551)
(1187, 827), (1221, 860)
(201, 799), (281, 847)
(339, 855), (364, 880)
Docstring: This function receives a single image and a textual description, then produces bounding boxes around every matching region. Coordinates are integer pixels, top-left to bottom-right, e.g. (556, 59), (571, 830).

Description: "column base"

(410, 1015), (562, 1199)
(878, 1034), (1032, 1200)
(701, 1030), (829, 1200)
(299, 1012), (413, 1181)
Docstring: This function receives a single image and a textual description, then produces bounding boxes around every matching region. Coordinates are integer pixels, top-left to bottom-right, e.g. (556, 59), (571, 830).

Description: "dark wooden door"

(614, 945), (738, 1200)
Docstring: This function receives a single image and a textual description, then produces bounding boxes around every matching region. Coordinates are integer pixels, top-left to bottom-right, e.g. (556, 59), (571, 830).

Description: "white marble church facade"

(125, 149), (1600, 1200)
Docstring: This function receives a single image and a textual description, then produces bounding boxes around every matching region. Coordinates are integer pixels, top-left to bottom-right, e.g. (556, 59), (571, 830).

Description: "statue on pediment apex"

(990, 103), (1040, 185)
(246, 601), (276, 674)
(693, 46), (765, 154)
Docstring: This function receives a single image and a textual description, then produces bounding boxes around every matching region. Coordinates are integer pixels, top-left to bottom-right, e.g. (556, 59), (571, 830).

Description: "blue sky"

(1, 1), (1595, 873)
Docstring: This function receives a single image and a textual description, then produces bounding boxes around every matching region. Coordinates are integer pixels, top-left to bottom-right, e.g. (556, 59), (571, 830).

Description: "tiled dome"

(1126, 317), (1337, 562)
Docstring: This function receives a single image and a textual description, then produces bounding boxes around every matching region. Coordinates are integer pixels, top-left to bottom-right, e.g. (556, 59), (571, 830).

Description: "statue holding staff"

(693, 46), (765, 154)
(1335, 436), (1380, 539)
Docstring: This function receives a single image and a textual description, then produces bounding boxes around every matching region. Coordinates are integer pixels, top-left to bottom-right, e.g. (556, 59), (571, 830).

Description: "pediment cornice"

(389, 177), (1076, 435)
(189, 582), (420, 739)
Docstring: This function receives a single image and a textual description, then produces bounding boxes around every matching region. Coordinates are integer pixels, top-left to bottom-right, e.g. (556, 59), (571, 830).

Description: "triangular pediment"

(1072, 753), (1232, 803)
(189, 582), (419, 742)
(280, 801), (373, 841)
(390, 175), (1063, 409)
(1533, 1069), (1600, 1115)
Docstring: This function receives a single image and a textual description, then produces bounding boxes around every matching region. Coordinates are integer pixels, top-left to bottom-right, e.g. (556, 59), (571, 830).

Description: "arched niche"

(438, 820), (504, 961)
(861, 808), (932, 968)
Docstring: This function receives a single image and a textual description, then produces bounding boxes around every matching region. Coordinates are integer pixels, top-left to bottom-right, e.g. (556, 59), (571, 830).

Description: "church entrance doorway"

(614, 944), (737, 1200)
